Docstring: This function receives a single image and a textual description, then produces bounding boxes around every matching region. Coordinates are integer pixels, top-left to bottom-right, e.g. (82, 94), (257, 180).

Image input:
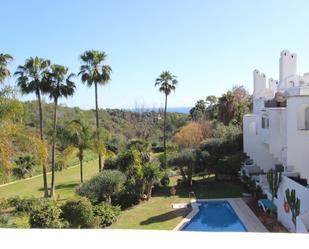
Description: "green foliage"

(216, 153), (246, 178)
(9, 196), (46, 213)
(160, 174), (170, 186)
(77, 170), (126, 204)
(0, 198), (10, 211)
(112, 181), (141, 209)
(285, 188), (301, 228)
(92, 203), (121, 227)
(61, 197), (94, 228)
(267, 169), (282, 214)
(13, 155), (36, 179)
(190, 99), (206, 121)
(29, 200), (64, 228)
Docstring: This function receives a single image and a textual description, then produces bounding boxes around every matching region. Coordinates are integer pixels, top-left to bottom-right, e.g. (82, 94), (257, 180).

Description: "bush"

(13, 155), (36, 179)
(8, 197), (45, 213)
(160, 174), (170, 186)
(61, 197), (94, 228)
(77, 170), (126, 204)
(216, 153), (246, 178)
(112, 182), (141, 209)
(0, 198), (10, 211)
(29, 200), (64, 228)
(93, 203), (121, 227)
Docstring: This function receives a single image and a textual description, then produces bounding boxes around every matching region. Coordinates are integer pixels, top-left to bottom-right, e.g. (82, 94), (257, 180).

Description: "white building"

(243, 50), (309, 233)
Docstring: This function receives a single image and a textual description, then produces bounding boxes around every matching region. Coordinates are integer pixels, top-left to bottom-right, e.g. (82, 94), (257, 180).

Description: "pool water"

(182, 201), (247, 232)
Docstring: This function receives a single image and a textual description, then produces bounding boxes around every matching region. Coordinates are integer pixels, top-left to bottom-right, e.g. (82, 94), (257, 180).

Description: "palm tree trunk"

(147, 180), (154, 200)
(79, 149), (84, 183)
(95, 82), (102, 172)
(50, 97), (58, 198)
(163, 93), (168, 167)
(37, 91), (48, 198)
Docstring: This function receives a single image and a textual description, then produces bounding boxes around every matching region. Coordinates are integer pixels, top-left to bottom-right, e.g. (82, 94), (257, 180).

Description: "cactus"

(267, 169), (282, 214)
(285, 188), (301, 229)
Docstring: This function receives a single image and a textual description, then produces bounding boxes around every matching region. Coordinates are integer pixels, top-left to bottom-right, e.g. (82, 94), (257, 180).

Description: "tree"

(169, 149), (200, 186)
(267, 169), (282, 215)
(77, 170), (126, 204)
(13, 155), (36, 179)
(173, 122), (212, 149)
(66, 120), (93, 183)
(14, 57), (50, 197)
(205, 95), (218, 120)
(142, 161), (161, 199)
(79, 50), (112, 172)
(155, 71), (178, 167)
(190, 99), (206, 121)
(0, 53), (13, 84)
(44, 64), (76, 197)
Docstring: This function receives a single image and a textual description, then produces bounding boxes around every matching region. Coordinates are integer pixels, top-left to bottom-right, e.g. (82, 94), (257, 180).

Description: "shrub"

(112, 181), (141, 209)
(77, 170), (126, 204)
(8, 197), (45, 213)
(13, 155), (36, 179)
(160, 174), (170, 186)
(93, 203), (121, 227)
(61, 197), (94, 228)
(216, 153), (245, 178)
(0, 198), (10, 211)
(29, 200), (64, 228)
(0, 214), (10, 227)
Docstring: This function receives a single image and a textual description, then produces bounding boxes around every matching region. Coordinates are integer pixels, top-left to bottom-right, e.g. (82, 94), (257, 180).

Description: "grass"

(0, 160), (100, 200)
(0, 165), (246, 230)
(111, 177), (246, 230)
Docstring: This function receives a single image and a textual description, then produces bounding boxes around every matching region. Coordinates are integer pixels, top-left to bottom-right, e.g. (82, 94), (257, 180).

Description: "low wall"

(277, 176), (309, 232)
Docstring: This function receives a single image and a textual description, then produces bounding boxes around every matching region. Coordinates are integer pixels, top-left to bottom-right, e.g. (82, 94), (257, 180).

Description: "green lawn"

(0, 160), (100, 200)
(111, 178), (245, 230)
(0, 165), (246, 230)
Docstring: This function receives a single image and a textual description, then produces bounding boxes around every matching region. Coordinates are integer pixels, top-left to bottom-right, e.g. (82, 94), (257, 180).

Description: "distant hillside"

(130, 107), (192, 114)
(22, 101), (190, 150)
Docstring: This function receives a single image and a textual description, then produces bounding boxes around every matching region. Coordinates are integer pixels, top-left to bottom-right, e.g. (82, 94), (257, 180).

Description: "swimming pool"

(182, 201), (247, 232)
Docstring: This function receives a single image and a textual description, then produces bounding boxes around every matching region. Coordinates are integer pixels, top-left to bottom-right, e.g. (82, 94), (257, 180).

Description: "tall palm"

(78, 50), (112, 172)
(66, 119), (92, 183)
(155, 71), (178, 167)
(14, 57), (50, 197)
(0, 53), (13, 83)
(44, 64), (76, 197)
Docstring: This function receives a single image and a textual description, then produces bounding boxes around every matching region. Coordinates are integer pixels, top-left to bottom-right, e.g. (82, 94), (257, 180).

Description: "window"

(306, 107), (309, 130)
(297, 105), (309, 130)
(261, 116), (269, 129)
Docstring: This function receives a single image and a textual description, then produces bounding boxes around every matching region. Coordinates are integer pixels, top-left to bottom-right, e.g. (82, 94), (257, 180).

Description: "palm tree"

(66, 119), (92, 183)
(44, 64), (76, 197)
(0, 53), (13, 83)
(78, 50), (112, 172)
(155, 71), (178, 167)
(14, 57), (50, 197)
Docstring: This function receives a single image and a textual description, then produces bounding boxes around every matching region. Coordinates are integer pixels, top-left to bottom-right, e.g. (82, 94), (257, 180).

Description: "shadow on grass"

(39, 183), (79, 191)
(140, 208), (190, 226)
(153, 179), (245, 200)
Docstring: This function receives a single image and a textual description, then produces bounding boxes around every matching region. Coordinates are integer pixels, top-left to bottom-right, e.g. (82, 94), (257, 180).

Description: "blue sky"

(2, 0), (309, 109)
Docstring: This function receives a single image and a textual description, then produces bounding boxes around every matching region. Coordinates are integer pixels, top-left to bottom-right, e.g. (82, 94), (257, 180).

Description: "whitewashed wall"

(277, 176), (309, 232)
(286, 96), (309, 180)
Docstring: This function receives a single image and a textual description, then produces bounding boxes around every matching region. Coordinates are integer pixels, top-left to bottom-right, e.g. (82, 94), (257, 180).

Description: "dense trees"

(79, 50), (112, 172)
(155, 71), (178, 167)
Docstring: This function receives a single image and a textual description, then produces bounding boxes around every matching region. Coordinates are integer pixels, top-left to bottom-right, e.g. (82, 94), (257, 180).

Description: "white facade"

(243, 50), (309, 233)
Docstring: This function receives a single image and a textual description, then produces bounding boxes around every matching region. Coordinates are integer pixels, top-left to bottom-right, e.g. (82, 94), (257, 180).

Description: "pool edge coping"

(173, 198), (268, 232)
